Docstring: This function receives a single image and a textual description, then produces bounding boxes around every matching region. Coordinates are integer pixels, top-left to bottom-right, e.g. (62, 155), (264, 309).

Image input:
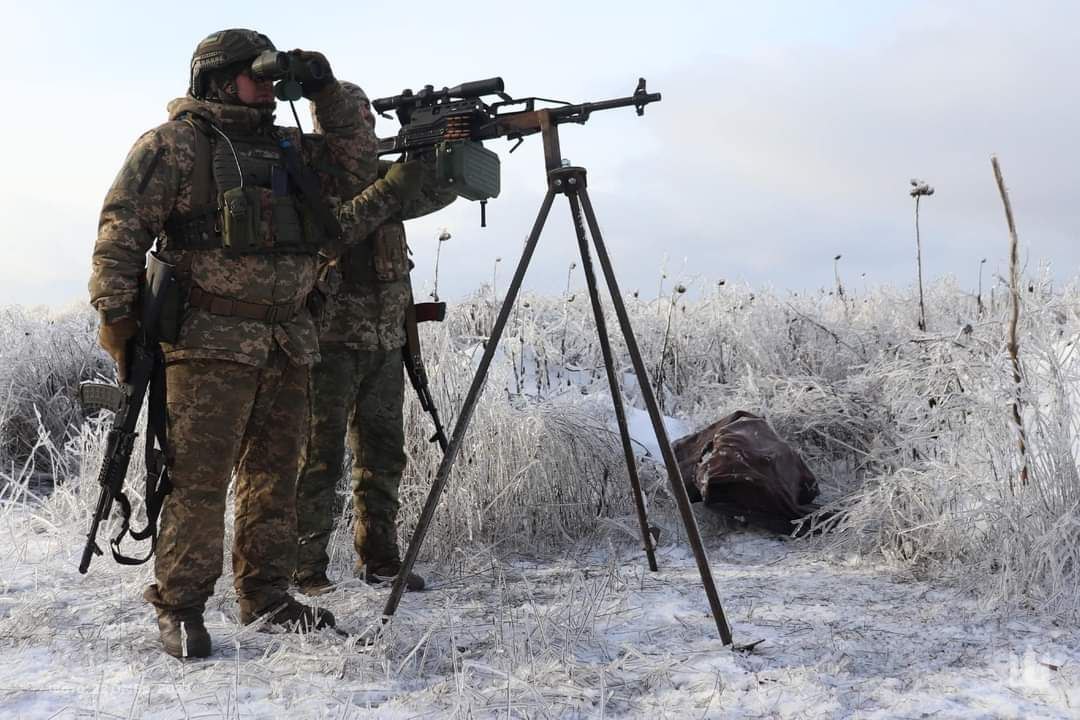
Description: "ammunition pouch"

(221, 186), (261, 254)
(372, 223), (410, 283)
(162, 116), (327, 257)
(339, 243), (373, 286)
(337, 223), (410, 289)
(162, 209), (218, 250)
(163, 198), (322, 257)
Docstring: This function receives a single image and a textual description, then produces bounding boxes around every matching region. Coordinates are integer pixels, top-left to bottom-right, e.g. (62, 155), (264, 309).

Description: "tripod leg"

(381, 189), (558, 622)
(566, 191), (658, 572)
(577, 186), (733, 645)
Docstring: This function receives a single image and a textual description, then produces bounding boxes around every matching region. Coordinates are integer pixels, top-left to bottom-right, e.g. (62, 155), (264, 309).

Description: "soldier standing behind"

(294, 82), (457, 596)
(90, 30), (430, 658)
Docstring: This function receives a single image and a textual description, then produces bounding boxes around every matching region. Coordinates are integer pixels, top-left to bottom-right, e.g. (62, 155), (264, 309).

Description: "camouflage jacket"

(320, 160), (456, 350)
(90, 82), (380, 368)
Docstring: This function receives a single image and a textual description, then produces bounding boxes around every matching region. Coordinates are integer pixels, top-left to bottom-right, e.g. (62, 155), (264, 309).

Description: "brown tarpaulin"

(673, 411), (820, 534)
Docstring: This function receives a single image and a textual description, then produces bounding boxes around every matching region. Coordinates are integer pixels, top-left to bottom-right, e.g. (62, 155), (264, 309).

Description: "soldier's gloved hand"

(290, 49), (334, 97)
(98, 316), (138, 383)
(382, 160), (426, 205)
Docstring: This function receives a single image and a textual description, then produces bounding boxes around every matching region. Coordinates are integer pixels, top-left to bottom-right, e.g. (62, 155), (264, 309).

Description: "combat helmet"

(189, 28), (275, 99)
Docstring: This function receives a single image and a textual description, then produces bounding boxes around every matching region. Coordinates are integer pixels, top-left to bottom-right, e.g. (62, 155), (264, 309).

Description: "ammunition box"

(435, 141), (501, 201)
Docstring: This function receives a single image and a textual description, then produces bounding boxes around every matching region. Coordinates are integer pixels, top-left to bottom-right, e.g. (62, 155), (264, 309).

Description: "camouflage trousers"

(144, 348), (308, 617)
(295, 346), (405, 579)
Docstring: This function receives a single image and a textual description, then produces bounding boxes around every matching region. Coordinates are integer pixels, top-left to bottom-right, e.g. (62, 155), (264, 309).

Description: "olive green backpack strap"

(181, 115), (214, 212)
(162, 116), (219, 256)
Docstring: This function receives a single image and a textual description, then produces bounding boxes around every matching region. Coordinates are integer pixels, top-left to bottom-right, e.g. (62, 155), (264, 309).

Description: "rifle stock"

(403, 301), (449, 452)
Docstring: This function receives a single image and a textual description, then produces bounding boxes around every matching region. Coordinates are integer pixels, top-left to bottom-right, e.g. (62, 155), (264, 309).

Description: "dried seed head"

(675, 284), (687, 294)
(909, 179), (935, 197)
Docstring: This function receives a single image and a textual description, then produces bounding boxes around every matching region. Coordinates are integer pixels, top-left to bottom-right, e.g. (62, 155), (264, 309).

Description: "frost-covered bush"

(1, 272), (1078, 618)
(0, 304), (110, 481)
(818, 279), (1080, 617)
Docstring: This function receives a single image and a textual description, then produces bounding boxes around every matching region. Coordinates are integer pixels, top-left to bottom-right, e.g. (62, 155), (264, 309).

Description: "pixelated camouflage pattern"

(145, 349), (308, 615)
(93, 78), (387, 620)
(90, 80), (377, 367)
(295, 346), (405, 578)
(321, 159), (456, 350)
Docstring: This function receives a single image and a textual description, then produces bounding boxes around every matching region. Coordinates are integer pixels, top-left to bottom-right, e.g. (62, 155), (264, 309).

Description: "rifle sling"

(109, 345), (172, 566)
(278, 139), (343, 240)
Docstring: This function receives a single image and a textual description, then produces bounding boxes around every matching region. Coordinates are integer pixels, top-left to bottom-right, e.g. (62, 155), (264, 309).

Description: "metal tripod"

(383, 112), (733, 645)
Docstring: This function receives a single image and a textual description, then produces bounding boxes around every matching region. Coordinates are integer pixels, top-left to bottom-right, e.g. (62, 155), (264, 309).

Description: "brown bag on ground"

(673, 411), (820, 535)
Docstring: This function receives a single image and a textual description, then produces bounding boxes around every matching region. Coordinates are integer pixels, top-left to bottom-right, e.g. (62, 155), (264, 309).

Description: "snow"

(1, 509), (1076, 718)
(623, 404), (689, 461)
(3, 283), (1080, 717)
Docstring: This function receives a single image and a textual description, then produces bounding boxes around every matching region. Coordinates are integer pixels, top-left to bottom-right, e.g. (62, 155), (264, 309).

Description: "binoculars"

(250, 50), (329, 102)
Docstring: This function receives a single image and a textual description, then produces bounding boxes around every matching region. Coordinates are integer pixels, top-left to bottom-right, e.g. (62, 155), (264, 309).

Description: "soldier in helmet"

(294, 82), (456, 597)
(90, 29), (431, 659)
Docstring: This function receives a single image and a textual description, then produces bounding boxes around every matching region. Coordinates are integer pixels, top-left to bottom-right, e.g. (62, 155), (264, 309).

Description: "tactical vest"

(162, 118), (325, 256)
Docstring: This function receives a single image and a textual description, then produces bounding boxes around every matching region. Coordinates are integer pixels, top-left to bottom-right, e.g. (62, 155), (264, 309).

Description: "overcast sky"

(1, 1), (1076, 307)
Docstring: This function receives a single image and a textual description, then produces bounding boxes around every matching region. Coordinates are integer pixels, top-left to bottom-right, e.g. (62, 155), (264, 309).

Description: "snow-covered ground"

(3, 284), (1079, 718)
(1, 508), (1076, 719)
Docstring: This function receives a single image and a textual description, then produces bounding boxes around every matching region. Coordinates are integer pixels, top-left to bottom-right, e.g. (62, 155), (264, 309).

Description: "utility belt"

(187, 286), (306, 323)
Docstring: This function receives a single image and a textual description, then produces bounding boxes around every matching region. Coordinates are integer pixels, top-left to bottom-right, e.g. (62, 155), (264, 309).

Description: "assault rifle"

(78, 253), (175, 574)
(403, 300), (449, 452)
(373, 78), (661, 224)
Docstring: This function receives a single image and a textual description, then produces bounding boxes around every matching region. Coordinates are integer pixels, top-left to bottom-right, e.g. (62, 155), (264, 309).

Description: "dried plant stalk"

(991, 155), (1029, 489)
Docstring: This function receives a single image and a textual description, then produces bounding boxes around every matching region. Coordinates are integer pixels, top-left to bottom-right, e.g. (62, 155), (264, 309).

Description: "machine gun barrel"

(550, 90), (663, 120)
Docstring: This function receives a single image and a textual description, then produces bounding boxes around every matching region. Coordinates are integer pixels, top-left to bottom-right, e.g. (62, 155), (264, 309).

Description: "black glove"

(382, 161), (426, 205)
(290, 49), (334, 97)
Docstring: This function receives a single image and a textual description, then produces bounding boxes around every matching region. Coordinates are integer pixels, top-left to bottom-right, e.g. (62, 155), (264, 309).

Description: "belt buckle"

(265, 305), (280, 323)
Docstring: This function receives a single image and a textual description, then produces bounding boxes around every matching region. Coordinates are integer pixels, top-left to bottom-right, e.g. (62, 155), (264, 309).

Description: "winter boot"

(359, 515), (427, 591)
(294, 570), (336, 597)
(240, 594), (335, 632)
(155, 609), (212, 659)
(361, 558), (426, 591)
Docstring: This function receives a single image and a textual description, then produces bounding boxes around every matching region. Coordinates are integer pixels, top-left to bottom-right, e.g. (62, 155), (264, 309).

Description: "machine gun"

(372, 78), (661, 224)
